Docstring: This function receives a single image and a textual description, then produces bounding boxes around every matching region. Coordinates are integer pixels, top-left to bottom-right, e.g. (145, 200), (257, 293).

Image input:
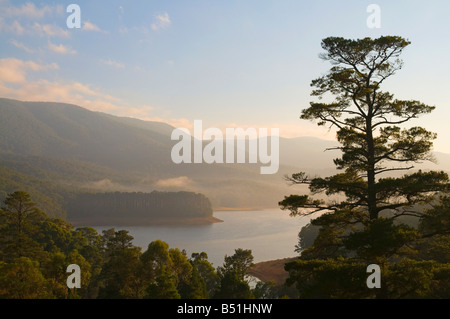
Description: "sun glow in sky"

(1, 0), (450, 152)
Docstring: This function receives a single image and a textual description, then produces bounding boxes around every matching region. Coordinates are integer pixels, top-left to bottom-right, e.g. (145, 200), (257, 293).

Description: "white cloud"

(100, 59), (125, 69)
(138, 116), (193, 130)
(3, 2), (53, 19)
(0, 18), (25, 35)
(83, 21), (106, 33)
(0, 58), (127, 114)
(11, 20), (24, 34)
(1, 21), (70, 37)
(0, 3), (65, 36)
(0, 57), (191, 130)
(32, 23), (70, 38)
(0, 78), (123, 114)
(151, 12), (171, 31)
(54, 4), (64, 16)
(154, 176), (194, 189)
(10, 39), (35, 53)
(0, 58), (58, 84)
(48, 42), (76, 55)
(125, 105), (156, 119)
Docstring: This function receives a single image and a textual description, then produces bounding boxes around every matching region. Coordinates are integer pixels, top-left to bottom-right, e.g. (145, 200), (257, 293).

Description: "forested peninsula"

(66, 191), (220, 226)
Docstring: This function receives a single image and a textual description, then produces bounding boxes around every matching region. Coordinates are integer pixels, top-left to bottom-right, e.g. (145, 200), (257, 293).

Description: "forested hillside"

(0, 191), (291, 299)
(2, 97), (449, 221)
(0, 98), (292, 212)
(67, 191), (215, 225)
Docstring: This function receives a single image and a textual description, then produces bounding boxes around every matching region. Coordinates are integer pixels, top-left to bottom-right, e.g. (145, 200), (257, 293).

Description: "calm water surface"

(94, 209), (312, 267)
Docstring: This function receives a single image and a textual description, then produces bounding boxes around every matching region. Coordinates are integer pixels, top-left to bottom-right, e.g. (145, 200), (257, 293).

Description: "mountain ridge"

(1, 97), (448, 219)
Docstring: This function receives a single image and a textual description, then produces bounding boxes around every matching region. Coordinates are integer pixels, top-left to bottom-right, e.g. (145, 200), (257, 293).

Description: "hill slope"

(1, 97), (448, 219)
(0, 98), (294, 214)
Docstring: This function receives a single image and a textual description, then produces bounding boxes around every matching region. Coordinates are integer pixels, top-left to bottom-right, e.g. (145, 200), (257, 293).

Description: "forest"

(0, 191), (292, 299)
(66, 191), (214, 225)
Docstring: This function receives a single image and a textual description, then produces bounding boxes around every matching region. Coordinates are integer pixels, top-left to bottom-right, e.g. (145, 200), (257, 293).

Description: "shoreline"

(68, 207), (281, 227)
(69, 208), (280, 227)
(214, 206), (278, 212)
(214, 207), (263, 212)
(248, 257), (297, 285)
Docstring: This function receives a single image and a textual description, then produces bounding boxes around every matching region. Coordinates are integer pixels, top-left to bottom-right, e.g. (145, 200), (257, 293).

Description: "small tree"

(190, 252), (219, 297)
(217, 248), (254, 283)
(2, 191), (45, 235)
(0, 191), (46, 260)
(145, 266), (181, 299)
(214, 248), (254, 299)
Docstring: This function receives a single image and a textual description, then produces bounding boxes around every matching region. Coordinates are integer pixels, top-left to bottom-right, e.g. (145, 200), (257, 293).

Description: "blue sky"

(1, 0), (450, 152)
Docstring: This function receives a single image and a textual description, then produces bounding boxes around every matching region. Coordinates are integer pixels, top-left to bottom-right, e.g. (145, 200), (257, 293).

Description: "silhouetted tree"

(280, 36), (450, 298)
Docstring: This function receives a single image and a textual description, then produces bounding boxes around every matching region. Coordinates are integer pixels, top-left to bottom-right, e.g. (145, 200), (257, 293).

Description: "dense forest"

(0, 191), (293, 299)
(66, 191), (214, 226)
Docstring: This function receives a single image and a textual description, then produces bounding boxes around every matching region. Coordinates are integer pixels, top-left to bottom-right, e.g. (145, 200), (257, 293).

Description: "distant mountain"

(1, 97), (448, 220)
(279, 136), (339, 174)
(279, 136), (450, 174)
(0, 98), (291, 215)
(0, 98), (172, 171)
(431, 152), (450, 172)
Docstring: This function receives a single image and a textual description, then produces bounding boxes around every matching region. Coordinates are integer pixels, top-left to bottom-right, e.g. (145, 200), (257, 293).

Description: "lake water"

(94, 209), (312, 268)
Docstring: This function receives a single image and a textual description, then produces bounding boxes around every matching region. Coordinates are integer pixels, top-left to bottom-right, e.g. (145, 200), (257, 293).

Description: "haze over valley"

(1, 97), (449, 225)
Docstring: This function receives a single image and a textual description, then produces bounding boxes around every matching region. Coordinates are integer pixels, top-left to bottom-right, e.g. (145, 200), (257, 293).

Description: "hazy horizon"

(1, 1), (450, 152)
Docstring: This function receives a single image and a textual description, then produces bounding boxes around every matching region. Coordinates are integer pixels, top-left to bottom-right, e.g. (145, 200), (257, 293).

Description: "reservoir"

(94, 209), (313, 268)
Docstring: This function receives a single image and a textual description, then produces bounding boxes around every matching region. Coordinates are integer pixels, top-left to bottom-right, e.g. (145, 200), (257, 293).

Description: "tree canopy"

(280, 36), (448, 221)
(280, 36), (450, 298)
(0, 191), (287, 299)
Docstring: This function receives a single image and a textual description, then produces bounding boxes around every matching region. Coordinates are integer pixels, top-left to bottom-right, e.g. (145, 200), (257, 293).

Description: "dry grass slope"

(249, 257), (296, 285)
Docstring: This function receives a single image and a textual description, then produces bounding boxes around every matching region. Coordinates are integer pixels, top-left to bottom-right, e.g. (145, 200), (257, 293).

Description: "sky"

(1, 0), (450, 152)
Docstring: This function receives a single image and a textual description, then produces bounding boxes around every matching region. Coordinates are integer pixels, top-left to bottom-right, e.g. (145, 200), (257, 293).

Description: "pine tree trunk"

(366, 102), (378, 220)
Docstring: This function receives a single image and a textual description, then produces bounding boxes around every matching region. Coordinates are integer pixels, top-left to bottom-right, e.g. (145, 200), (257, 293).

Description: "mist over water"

(94, 209), (312, 267)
